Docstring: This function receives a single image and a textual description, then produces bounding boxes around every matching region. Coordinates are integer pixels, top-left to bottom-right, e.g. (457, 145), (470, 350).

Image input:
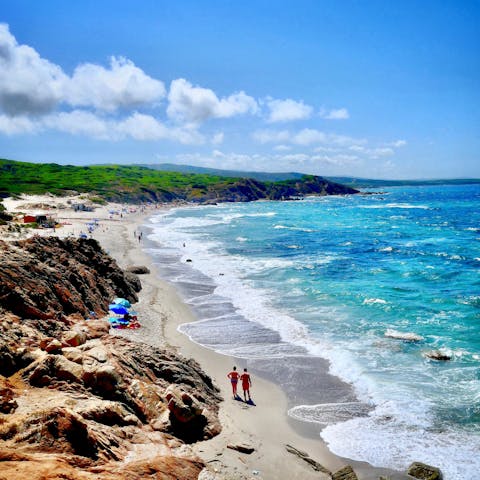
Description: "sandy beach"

(2, 194), (410, 480)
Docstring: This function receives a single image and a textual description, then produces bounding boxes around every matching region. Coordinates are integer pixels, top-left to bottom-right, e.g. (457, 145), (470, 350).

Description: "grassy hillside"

(0, 159), (358, 203)
(0, 159), (240, 201)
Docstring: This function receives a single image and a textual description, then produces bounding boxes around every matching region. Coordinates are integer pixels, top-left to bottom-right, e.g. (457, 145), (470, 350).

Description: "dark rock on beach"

(126, 265), (151, 274)
(407, 461), (443, 479)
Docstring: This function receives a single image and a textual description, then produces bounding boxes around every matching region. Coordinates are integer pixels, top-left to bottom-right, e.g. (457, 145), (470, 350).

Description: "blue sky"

(0, 0), (478, 178)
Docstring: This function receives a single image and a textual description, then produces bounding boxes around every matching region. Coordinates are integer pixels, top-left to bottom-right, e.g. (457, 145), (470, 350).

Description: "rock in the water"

(407, 461), (443, 479)
(331, 465), (358, 480)
(424, 350), (451, 361)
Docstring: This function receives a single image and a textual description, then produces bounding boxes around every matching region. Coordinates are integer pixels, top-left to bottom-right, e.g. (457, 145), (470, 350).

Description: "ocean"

(144, 184), (480, 480)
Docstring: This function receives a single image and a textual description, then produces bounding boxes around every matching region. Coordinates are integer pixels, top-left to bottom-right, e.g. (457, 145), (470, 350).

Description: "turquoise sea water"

(146, 185), (480, 479)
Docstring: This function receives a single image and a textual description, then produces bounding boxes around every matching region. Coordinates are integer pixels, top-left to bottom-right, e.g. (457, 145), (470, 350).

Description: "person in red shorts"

(227, 366), (239, 398)
(240, 368), (252, 402)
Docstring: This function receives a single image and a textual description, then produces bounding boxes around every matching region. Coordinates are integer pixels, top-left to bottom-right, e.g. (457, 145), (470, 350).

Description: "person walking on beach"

(240, 368), (252, 402)
(227, 366), (239, 398)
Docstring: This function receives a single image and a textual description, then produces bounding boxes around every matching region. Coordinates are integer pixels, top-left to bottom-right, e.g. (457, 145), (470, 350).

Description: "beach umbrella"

(113, 297), (131, 308)
(108, 304), (129, 315)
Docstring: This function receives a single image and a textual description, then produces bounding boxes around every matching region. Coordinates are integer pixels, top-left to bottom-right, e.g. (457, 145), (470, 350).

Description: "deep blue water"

(146, 185), (480, 480)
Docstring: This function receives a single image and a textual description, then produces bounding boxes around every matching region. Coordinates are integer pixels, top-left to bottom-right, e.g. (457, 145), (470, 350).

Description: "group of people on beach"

(227, 366), (252, 402)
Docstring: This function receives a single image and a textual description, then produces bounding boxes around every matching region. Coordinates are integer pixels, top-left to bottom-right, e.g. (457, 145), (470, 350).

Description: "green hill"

(0, 159), (358, 203)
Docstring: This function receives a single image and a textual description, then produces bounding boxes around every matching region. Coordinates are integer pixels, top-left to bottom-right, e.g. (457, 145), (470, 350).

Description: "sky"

(0, 0), (479, 179)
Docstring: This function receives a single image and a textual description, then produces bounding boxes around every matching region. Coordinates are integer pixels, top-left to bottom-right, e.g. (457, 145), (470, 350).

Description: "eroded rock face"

(0, 236), (222, 480)
(0, 236), (139, 328)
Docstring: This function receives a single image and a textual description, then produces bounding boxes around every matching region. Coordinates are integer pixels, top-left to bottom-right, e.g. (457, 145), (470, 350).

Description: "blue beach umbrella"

(113, 297), (131, 308)
(108, 304), (129, 315)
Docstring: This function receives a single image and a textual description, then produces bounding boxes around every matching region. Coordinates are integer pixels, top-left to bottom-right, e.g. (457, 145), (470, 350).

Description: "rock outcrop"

(0, 236), (221, 480)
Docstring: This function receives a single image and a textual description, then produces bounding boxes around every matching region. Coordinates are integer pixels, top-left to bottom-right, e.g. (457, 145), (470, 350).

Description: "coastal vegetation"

(0, 158), (358, 202)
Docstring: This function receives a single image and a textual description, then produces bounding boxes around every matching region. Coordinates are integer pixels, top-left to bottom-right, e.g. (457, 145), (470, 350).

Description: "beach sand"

(2, 194), (410, 480)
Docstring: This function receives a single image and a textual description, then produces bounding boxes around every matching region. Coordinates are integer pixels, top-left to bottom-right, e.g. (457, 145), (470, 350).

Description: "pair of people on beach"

(227, 366), (252, 402)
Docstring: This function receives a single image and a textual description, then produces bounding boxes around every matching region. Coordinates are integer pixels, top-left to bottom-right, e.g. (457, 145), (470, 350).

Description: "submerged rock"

(424, 350), (451, 361)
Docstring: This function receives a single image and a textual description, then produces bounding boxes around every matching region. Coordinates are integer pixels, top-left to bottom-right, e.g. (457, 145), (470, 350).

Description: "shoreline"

(1, 195), (410, 479)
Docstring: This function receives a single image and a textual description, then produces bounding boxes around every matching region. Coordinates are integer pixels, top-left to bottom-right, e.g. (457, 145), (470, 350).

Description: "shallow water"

(145, 185), (480, 480)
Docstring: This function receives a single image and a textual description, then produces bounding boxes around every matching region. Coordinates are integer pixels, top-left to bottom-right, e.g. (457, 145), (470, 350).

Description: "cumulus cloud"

(0, 114), (38, 134)
(43, 110), (111, 138)
(273, 144), (291, 151)
(387, 139), (407, 147)
(0, 24), (67, 116)
(253, 128), (365, 148)
(252, 129), (291, 144)
(36, 111), (203, 144)
(265, 97), (313, 122)
(0, 25), (165, 117)
(167, 78), (258, 122)
(320, 108), (350, 120)
(66, 56), (166, 111)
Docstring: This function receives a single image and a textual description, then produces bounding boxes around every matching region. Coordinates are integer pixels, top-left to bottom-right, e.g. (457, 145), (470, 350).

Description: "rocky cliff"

(0, 237), (221, 480)
(188, 175), (359, 204)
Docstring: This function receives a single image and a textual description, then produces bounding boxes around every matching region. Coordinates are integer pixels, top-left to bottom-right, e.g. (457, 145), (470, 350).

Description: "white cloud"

(253, 128), (366, 149)
(212, 149), (225, 158)
(66, 56), (166, 112)
(0, 24), (67, 116)
(266, 97), (313, 122)
(320, 108), (350, 120)
(211, 132), (224, 144)
(368, 147), (394, 159)
(252, 129), (291, 144)
(167, 78), (258, 123)
(0, 25), (165, 117)
(42, 111), (204, 144)
(43, 110), (111, 139)
(0, 114), (38, 134)
(387, 139), (407, 148)
(292, 128), (365, 147)
(274, 144), (291, 151)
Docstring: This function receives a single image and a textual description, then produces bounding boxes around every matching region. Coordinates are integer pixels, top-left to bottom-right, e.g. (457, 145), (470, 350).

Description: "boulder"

(331, 465), (358, 480)
(407, 462), (442, 480)
(62, 347), (84, 364)
(227, 443), (255, 454)
(63, 329), (87, 347)
(44, 339), (63, 353)
(424, 350), (451, 361)
(82, 364), (120, 397)
(84, 320), (110, 339)
(0, 386), (18, 413)
(165, 386), (203, 423)
(28, 354), (83, 386)
(126, 265), (150, 275)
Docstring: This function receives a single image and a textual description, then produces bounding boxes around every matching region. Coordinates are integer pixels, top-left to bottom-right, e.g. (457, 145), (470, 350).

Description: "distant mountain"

(326, 176), (480, 188)
(143, 164), (480, 188)
(141, 163), (305, 182)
